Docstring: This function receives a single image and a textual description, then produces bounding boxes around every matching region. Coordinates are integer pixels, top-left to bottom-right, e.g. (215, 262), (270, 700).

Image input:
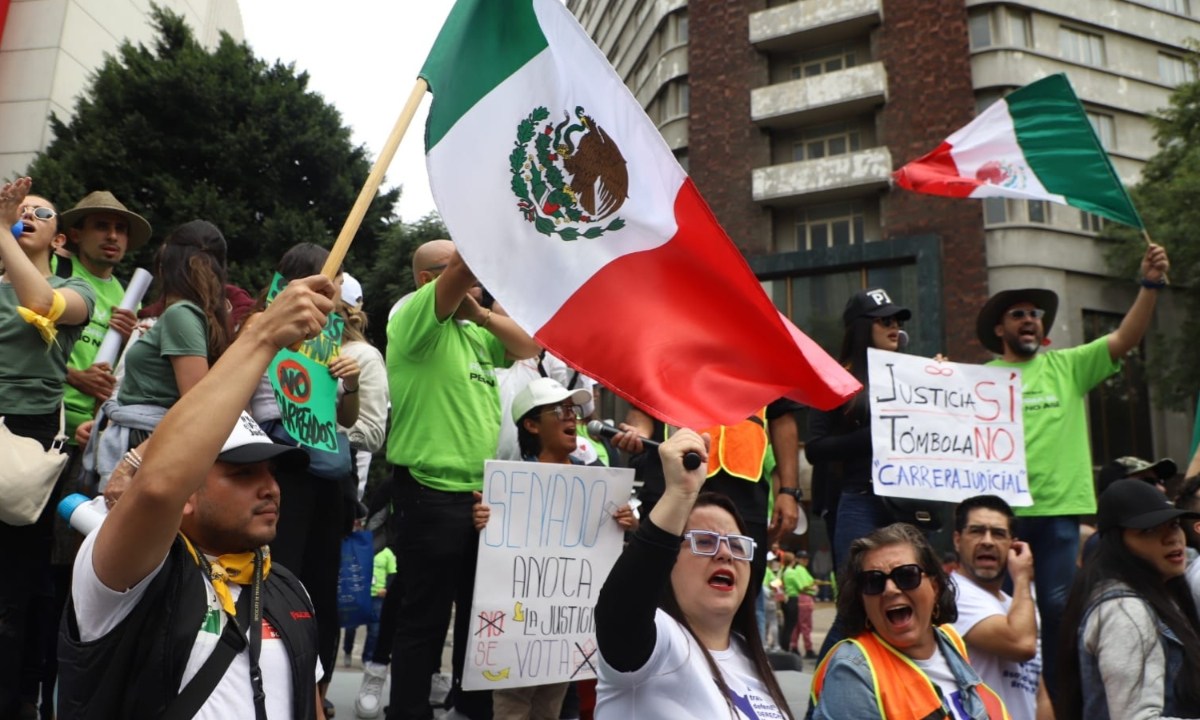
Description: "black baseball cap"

(843, 288), (911, 327)
(1097, 479), (1200, 534)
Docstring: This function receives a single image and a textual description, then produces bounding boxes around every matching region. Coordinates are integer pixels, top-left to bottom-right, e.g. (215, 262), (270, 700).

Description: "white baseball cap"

(340, 272), (364, 308)
(511, 377), (592, 423)
(217, 412), (308, 470)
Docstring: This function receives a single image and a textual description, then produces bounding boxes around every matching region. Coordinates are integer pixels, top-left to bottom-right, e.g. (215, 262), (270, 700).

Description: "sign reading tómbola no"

(465, 460), (634, 690)
(867, 348), (1031, 507)
(265, 272), (343, 453)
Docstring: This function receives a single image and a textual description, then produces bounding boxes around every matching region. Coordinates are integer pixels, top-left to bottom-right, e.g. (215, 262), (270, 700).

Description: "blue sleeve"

(812, 644), (885, 720)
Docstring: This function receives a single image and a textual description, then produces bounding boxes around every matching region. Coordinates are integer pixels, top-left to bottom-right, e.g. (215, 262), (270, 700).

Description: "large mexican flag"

(893, 74), (1143, 229)
(420, 0), (860, 427)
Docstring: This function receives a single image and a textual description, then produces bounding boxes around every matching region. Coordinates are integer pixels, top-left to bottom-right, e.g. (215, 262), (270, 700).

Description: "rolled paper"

(94, 267), (154, 367)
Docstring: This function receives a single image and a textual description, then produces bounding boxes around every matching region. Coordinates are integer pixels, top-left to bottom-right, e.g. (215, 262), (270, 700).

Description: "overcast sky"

(237, 1), (458, 223)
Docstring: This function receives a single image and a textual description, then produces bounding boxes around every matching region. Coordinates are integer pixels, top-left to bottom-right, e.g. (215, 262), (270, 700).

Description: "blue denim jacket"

(812, 628), (997, 720)
(1079, 587), (1188, 719)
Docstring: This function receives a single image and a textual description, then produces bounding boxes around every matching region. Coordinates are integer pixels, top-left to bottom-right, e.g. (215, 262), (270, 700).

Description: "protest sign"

(265, 272), (344, 452)
(464, 460), (634, 691)
(868, 348), (1031, 506)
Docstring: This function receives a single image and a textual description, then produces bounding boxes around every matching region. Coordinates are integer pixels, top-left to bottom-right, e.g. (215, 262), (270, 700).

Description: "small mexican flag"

(419, 0), (860, 427)
(893, 74), (1143, 229)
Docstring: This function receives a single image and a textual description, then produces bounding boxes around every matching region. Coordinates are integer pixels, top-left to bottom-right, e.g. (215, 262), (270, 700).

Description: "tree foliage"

(1105, 55), (1200, 409)
(25, 6), (398, 295)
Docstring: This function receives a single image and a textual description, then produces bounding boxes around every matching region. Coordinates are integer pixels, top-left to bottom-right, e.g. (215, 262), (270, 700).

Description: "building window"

(1059, 26), (1105, 66)
(1080, 210), (1105, 232)
(791, 46), (858, 79)
(795, 201), (866, 251)
(1142, 0), (1190, 14)
(968, 10), (993, 49)
(1087, 111), (1116, 150)
(673, 11), (688, 44)
(632, 54), (650, 88)
(1027, 200), (1049, 224)
(674, 81), (689, 116)
(983, 197), (1008, 225)
(791, 124), (862, 162)
(1084, 310), (1153, 464)
(1008, 10), (1032, 47)
(1158, 52), (1196, 85)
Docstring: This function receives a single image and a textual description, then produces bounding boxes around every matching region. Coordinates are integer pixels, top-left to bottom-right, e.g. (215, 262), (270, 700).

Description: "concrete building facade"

(0, 0), (244, 179)
(568, 0), (1197, 466)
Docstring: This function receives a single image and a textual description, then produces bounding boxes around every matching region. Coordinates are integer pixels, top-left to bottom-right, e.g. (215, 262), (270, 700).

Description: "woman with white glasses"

(595, 429), (793, 719)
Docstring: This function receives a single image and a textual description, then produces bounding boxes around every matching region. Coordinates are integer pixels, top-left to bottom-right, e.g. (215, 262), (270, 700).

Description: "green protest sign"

(266, 272), (345, 452)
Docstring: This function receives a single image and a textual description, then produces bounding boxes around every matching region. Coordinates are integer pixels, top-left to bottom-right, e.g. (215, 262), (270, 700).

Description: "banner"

(265, 273), (343, 452)
(868, 348), (1031, 506)
(464, 460), (634, 691)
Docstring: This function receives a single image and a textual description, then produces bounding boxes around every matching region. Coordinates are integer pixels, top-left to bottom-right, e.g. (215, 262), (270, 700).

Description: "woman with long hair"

(247, 242), (359, 716)
(1056, 479), (1200, 719)
(88, 220), (231, 483)
(595, 430), (793, 719)
(0, 178), (94, 717)
(812, 523), (1009, 719)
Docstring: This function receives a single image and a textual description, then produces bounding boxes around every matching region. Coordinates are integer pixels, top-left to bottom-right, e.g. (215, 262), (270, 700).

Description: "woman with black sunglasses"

(812, 523), (1010, 719)
(595, 429), (794, 719)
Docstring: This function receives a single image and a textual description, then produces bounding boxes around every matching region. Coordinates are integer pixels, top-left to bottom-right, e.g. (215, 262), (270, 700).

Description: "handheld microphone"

(897, 329), (909, 350)
(586, 420), (702, 471)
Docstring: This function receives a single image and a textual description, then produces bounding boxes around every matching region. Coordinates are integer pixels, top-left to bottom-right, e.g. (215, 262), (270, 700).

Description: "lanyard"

(196, 548), (268, 720)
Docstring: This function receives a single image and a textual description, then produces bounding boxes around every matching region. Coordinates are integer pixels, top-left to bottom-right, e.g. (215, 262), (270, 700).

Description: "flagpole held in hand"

(320, 78), (429, 280)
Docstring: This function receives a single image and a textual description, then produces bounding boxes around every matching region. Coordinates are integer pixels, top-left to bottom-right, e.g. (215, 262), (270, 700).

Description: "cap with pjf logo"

(842, 288), (912, 327)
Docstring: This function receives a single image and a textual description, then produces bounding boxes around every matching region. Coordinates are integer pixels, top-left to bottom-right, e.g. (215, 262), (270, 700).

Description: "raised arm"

(0, 177), (89, 324)
(91, 276), (334, 591)
(961, 540), (1038, 662)
(1107, 243), (1169, 361)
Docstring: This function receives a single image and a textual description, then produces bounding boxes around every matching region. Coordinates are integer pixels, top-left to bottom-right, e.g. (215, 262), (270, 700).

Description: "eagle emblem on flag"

(510, 105), (627, 240)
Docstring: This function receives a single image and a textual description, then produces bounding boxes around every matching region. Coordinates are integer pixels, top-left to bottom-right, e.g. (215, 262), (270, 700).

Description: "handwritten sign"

(868, 348), (1031, 506)
(265, 273), (343, 452)
(464, 460), (634, 691)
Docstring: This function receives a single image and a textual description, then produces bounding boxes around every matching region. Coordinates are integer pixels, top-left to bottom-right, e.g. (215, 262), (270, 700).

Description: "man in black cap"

(57, 275), (335, 719)
(975, 242), (1169, 694)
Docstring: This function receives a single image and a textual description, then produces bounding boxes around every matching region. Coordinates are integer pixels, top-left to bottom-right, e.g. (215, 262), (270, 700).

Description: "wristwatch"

(778, 487), (803, 502)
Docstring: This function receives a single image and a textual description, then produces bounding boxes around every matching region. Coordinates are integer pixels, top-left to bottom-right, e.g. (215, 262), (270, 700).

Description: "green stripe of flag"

(420, 0), (549, 151)
(1007, 74), (1143, 229)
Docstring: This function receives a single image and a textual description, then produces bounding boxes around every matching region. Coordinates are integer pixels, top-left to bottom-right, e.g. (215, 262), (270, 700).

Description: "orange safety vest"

(810, 625), (1011, 720)
(665, 408), (768, 481)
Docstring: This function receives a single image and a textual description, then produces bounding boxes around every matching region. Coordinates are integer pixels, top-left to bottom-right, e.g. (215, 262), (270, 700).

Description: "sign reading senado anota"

(867, 348), (1031, 507)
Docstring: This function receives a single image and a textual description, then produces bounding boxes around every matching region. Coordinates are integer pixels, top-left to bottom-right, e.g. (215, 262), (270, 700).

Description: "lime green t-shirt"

(117, 301), (208, 408)
(385, 281), (509, 492)
(987, 336), (1120, 517)
(764, 566), (777, 589)
(783, 564), (815, 597)
(0, 276), (95, 415)
(372, 547), (397, 596)
(63, 262), (126, 436)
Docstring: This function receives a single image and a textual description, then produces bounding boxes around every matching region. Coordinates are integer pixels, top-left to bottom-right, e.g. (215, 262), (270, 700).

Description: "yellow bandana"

(180, 534), (272, 617)
(16, 289), (66, 345)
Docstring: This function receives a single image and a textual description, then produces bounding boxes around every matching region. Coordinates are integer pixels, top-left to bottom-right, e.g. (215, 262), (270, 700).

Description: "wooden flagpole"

(320, 78), (430, 279)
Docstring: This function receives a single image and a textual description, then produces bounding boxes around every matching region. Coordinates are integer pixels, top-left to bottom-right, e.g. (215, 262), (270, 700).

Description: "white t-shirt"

(913, 648), (970, 720)
(949, 573), (1041, 720)
(73, 532), (322, 719)
(596, 609), (786, 720)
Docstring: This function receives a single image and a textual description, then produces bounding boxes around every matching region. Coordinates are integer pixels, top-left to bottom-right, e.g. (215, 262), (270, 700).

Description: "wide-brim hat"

(512, 377), (592, 423)
(976, 288), (1059, 355)
(59, 191), (153, 251)
(1097, 478), (1200, 534)
(217, 412), (308, 471)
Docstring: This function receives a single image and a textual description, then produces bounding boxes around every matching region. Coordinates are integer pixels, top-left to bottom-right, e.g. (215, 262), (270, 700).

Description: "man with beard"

(950, 495), (1044, 720)
(975, 241), (1168, 695)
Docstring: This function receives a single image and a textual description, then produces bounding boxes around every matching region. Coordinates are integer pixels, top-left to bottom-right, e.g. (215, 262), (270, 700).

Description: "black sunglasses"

(858, 563), (924, 595)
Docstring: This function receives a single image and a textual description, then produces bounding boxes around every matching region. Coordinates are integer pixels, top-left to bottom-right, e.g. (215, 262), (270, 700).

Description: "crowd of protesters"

(3, 173), (1200, 720)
